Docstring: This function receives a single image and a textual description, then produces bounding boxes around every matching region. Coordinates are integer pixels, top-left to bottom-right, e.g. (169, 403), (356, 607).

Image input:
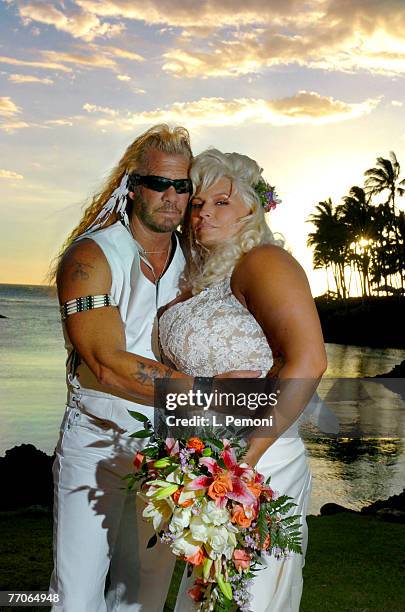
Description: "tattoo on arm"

(131, 362), (174, 387)
(71, 259), (95, 281)
(267, 353), (285, 378)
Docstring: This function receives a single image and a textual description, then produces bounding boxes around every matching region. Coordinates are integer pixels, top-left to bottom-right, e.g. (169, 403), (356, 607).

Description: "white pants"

(49, 404), (176, 612)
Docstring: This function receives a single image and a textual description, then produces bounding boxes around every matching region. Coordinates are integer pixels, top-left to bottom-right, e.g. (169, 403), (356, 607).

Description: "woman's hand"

(240, 437), (276, 469)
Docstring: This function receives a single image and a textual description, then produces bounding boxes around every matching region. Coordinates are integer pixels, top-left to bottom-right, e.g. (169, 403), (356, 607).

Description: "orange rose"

(186, 548), (205, 565)
(188, 582), (204, 602)
(187, 437), (205, 453)
(207, 473), (233, 501)
(247, 481), (262, 498)
(231, 506), (252, 528)
(233, 549), (251, 571)
(133, 452), (144, 471)
(171, 486), (194, 507)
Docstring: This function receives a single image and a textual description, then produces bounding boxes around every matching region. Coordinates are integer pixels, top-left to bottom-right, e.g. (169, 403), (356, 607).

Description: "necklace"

(127, 224), (172, 281)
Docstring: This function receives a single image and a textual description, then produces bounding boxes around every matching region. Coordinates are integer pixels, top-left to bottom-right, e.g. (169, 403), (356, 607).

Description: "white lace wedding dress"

(159, 272), (312, 612)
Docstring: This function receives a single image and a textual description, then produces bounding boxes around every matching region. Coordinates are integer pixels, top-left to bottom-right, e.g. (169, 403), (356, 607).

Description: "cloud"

(105, 47), (144, 61)
(0, 43), (143, 78)
(75, 0), (312, 28)
(73, 0), (405, 78)
(391, 100), (403, 107)
(12, 0), (125, 42)
(83, 103), (118, 116)
(84, 91), (380, 130)
(0, 55), (72, 72)
(0, 96), (21, 117)
(0, 169), (24, 180)
(41, 49), (118, 70)
(45, 119), (74, 126)
(0, 121), (31, 132)
(162, 17), (405, 78)
(8, 74), (54, 84)
(117, 74), (131, 81)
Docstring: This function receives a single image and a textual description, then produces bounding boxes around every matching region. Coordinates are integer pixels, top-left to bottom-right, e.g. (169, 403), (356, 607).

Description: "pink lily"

(185, 442), (256, 507)
(165, 437), (180, 456)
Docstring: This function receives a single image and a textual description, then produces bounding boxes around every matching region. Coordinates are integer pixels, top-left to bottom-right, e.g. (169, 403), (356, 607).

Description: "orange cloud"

(13, 0), (125, 42)
(8, 74), (54, 84)
(83, 92), (380, 130)
(0, 55), (72, 72)
(0, 96), (22, 118)
(0, 169), (24, 180)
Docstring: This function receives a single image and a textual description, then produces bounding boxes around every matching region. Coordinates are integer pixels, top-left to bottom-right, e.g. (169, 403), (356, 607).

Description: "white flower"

(189, 516), (210, 541)
(208, 526), (229, 552)
(201, 501), (230, 526)
(206, 524), (238, 560)
(142, 499), (173, 531)
(169, 507), (192, 534)
(171, 531), (201, 557)
(165, 467), (183, 484)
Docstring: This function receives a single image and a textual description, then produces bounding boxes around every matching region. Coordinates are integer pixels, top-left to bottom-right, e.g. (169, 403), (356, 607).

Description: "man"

(50, 124), (255, 611)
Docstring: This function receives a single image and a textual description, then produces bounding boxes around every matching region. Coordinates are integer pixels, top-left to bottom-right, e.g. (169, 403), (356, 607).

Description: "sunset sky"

(1, 0), (405, 295)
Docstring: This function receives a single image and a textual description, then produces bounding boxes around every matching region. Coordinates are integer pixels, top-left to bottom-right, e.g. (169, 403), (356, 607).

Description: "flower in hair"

(254, 178), (282, 213)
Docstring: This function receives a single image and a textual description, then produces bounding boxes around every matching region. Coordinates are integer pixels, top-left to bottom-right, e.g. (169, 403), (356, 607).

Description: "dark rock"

(374, 359), (405, 378)
(361, 489), (405, 515)
(0, 444), (54, 511)
(0, 314), (7, 318)
(320, 503), (357, 516)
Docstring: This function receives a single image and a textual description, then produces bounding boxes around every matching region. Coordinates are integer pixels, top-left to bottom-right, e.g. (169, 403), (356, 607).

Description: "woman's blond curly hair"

(181, 148), (284, 294)
(49, 124), (192, 283)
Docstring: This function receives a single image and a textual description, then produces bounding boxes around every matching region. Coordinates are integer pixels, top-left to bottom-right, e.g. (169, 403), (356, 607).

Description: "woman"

(158, 149), (327, 611)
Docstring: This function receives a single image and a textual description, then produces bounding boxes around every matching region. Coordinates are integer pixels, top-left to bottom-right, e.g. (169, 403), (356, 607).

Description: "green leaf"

(147, 534), (157, 548)
(153, 457), (172, 467)
(152, 484), (179, 500)
(129, 429), (153, 438)
(146, 479), (171, 486)
(216, 575), (233, 601)
(142, 447), (159, 457)
(127, 410), (150, 423)
(206, 437), (224, 450)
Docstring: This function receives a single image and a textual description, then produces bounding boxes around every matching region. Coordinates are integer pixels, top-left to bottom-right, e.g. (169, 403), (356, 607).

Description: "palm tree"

(364, 151), (405, 213)
(339, 186), (376, 297)
(364, 152), (405, 288)
(307, 199), (349, 299)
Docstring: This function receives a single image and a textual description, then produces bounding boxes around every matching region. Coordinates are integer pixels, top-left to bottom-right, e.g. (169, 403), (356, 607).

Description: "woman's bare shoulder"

(233, 244), (303, 283)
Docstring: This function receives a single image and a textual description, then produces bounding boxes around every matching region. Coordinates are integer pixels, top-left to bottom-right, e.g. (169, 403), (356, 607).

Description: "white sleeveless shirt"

(64, 221), (185, 431)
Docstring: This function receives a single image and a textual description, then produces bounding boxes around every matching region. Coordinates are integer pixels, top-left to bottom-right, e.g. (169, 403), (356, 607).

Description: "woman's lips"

(196, 222), (216, 230)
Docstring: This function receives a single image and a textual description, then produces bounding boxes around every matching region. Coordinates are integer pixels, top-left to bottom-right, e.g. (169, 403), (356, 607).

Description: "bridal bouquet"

(125, 411), (302, 612)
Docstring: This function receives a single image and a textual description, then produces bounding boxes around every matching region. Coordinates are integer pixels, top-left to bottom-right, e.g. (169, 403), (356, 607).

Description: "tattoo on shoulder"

(131, 362), (174, 387)
(70, 259), (95, 281)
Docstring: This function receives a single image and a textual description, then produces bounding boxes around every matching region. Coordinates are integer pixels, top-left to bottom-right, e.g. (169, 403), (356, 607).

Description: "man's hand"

(214, 370), (262, 379)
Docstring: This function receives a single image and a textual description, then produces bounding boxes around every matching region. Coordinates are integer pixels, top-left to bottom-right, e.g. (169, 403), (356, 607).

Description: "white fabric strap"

(60, 294), (117, 321)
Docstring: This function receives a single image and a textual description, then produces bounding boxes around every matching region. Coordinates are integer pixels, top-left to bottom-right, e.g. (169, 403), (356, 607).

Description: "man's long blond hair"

(50, 124), (192, 283)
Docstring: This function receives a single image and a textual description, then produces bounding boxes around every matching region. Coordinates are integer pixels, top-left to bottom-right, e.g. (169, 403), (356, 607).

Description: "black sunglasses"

(128, 173), (192, 194)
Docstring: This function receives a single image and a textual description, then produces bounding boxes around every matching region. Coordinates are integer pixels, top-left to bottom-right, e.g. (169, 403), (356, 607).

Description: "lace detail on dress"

(159, 272), (273, 376)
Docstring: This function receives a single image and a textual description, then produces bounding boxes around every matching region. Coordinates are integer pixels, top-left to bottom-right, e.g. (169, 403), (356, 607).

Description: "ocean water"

(1, 283), (404, 514)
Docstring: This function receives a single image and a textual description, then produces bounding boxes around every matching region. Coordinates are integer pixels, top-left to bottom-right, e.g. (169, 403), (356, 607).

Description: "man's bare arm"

(57, 239), (187, 402)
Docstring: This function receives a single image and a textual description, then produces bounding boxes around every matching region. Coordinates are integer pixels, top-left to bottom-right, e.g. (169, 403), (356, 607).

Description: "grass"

(302, 514), (405, 612)
(0, 510), (404, 611)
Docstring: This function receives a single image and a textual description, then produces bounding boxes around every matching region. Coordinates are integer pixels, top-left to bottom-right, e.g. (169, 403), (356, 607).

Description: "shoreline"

(315, 295), (405, 348)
